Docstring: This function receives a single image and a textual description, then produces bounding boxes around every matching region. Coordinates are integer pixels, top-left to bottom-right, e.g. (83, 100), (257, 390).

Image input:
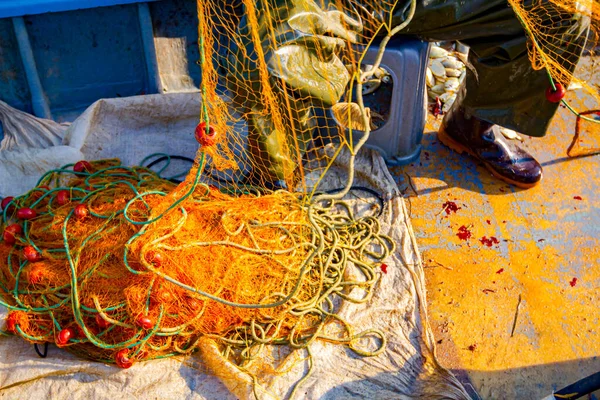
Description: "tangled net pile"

(509, 0), (600, 156)
(1, 2), (414, 395)
(0, 155), (393, 389)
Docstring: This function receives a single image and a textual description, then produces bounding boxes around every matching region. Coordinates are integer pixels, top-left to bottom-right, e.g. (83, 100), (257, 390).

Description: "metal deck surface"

(391, 82), (600, 398)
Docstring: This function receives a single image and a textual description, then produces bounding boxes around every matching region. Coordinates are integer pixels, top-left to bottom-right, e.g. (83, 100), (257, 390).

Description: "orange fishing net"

(1, 0), (408, 377)
(0, 155), (392, 380)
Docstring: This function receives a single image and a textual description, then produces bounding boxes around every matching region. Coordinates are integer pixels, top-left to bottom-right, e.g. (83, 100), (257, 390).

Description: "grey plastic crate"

(318, 36), (430, 166)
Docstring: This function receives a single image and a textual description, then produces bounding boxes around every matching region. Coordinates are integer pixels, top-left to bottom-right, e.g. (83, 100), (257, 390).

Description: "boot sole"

(438, 126), (542, 189)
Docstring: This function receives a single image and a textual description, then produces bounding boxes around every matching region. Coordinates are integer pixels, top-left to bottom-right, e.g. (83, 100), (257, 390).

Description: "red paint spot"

(480, 236), (500, 247)
(486, 219), (491, 225)
(442, 201), (461, 215)
(380, 264), (388, 274)
(569, 277), (577, 287)
(433, 97), (443, 118)
(496, 268), (504, 274)
(456, 225), (472, 240)
(573, 196), (583, 200)
(482, 289), (496, 294)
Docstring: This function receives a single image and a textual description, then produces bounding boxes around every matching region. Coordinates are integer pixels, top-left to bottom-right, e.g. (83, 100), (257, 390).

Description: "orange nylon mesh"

(509, 0), (600, 154)
(0, 157), (391, 370)
(0, 1), (400, 392)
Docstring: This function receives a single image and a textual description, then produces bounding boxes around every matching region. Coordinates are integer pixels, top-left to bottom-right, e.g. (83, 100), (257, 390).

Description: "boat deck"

(392, 83), (600, 398)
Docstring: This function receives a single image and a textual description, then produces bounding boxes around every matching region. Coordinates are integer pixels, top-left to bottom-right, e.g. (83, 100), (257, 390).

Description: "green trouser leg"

(393, 0), (590, 137)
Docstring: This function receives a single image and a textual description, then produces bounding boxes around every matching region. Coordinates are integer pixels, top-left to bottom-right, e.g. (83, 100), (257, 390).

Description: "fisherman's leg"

(392, 0), (589, 187)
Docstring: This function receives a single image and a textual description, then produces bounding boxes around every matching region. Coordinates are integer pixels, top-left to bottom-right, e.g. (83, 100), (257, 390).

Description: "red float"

(23, 246), (42, 262)
(16, 208), (37, 220)
(56, 190), (71, 206)
(145, 251), (163, 267)
(5, 313), (18, 333)
(73, 160), (93, 173)
(1, 196), (14, 211)
(3, 224), (22, 245)
(545, 82), (566, 103)
(74, 204), (89, 220)
(56, 328), (74, 346)
(194, 122), (218, 147)
(136, 315), (154, 330)
(115, 349), (133, 369)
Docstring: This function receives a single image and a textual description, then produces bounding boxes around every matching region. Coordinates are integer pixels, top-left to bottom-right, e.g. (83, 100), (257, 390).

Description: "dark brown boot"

(438, 104), (543, 189)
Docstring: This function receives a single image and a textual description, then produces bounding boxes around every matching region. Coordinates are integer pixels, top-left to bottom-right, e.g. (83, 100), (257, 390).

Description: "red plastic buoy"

(194, 122), (218, 147)
(56, 328), (74, 346)
(74, 204), (89, 220)
(23, 246), (41, 262)
(56, 190), (71, 206)
(1, 197), (14, 211)
(3, 224), (22, 245)
(115, 349), (133, 369)
(145, 251), (163, 267)
(545, 82), (566, 103)
(136, 315), (154, 330)
(16, 208), (37, 220)
(73, 160), (93, 173)
(5, 313), (18, 334)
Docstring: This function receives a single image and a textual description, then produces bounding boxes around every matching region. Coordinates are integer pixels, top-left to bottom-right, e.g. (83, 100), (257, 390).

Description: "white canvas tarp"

(0, 93), (469, 399)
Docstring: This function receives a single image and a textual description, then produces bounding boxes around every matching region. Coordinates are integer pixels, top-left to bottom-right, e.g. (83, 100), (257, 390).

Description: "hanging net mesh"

(197, 0), (406, 193)
(0, 0), (409, 393)
(508, 0), (600, 155)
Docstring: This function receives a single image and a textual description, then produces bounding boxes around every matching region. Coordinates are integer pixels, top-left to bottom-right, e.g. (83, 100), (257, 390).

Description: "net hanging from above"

(508, 0), (600, 156)
(196, 0), (416, 196)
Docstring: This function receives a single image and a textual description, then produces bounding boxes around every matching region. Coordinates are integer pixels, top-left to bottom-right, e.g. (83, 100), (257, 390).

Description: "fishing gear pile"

(0, 157), (393, 370)
(2, 0), (409, 395)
